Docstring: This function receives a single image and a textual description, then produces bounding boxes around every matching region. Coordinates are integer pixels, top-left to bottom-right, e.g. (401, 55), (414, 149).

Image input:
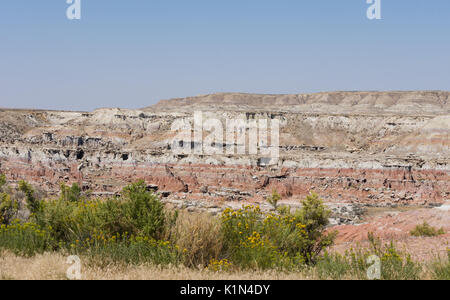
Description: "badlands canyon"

(1, 91), (449, 256)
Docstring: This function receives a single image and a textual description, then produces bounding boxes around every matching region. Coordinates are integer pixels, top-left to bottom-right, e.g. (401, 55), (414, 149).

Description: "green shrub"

(296, 192), (336, 263)
(31, 181), (174, 246)
(378, 242), (422, 280)
(0, 221), (53, 256)
(0, 192), (19, 225)
(410, 222), (445, 237)
(33, 197), (100, 244)
(120, 180), (171, 239)
(69, 233), (183, 267)
(18, 181), (183, 265)
(221, 205), (296, 270)
(316, 251), (357, 280)
(0, 175), (18, 225)
(18, 180), (43, 216)
(0, 174), (6, 190)
(220, 193), (335, 270)
(316, 236), (422, 280)
(59, 182), (81, 202)
(267, 190), (281, 210)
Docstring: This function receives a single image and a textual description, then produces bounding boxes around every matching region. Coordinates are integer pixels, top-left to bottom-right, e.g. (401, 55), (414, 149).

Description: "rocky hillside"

(147, 91), (450, 115)
(0, 91), (449, 217)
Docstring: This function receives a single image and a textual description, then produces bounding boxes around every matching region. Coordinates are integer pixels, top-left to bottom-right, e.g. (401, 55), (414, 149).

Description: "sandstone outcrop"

(0, 91), (449, 211)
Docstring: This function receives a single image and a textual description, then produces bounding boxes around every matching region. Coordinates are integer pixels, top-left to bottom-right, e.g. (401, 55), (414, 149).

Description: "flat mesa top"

(145, 91), (450, 115)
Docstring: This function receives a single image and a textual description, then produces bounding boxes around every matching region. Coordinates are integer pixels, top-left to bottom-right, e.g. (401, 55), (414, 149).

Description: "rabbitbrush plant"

(410, 222), (445, 237)
(316, 233), (422, 280)
(220, 192), (336, 270)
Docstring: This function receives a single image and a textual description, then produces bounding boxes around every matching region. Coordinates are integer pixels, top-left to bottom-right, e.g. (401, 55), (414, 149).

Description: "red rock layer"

(1, 158), (448, 206)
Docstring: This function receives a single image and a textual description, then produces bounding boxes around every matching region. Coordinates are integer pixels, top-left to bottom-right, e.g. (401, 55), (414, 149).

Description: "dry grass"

(0, 251), (313, 280)
(170, 211), (223, 268)
(1, 250), (446, 280)
(0, 251), (68, 280)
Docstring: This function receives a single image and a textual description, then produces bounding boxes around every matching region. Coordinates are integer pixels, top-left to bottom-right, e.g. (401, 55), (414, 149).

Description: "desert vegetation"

(410, 222), (446, 237)
(0, 175), (448, 280)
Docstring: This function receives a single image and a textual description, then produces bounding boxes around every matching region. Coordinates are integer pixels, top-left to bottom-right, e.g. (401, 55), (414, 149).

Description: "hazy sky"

(1, 0), (449, 111)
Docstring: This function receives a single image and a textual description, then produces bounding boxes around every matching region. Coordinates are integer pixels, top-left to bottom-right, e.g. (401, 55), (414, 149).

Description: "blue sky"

(0, 0), (449, 111)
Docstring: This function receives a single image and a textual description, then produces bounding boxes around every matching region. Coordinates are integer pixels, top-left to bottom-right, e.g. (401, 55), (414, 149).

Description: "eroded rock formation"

(0, 91), (449, 212)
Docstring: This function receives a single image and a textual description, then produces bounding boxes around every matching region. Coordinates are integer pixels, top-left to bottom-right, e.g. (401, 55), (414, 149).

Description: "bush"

(120, 180), (173, 239)
(410, 222), (445, 237)
(378, 243), (422, 280)
(59, 182), (82, 203)
(316, 251), (359, 280)
(0, 175), (18, 225)
(316, 235), (422, 280)
(0, 221), (53, 256)
(220, 193), (335, 270)
(0, 192), (19, 226)
(33, 197), (101, 245)
(267, 190), (281, 210)
(296, 192), (336, 263)
(31, 181), (175, 246)
(0, 179), (183, 265)
(2, 178), (43, 226)
(0, 174), (6, 190)
(221, 205), (295, 270)
(69, 233), (183, 267)
(18, 180), (43, 216)
(23, 179), (183, 265)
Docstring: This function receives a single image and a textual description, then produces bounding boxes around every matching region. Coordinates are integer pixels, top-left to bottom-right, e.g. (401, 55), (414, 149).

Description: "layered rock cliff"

(0, 91), (449, 211)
